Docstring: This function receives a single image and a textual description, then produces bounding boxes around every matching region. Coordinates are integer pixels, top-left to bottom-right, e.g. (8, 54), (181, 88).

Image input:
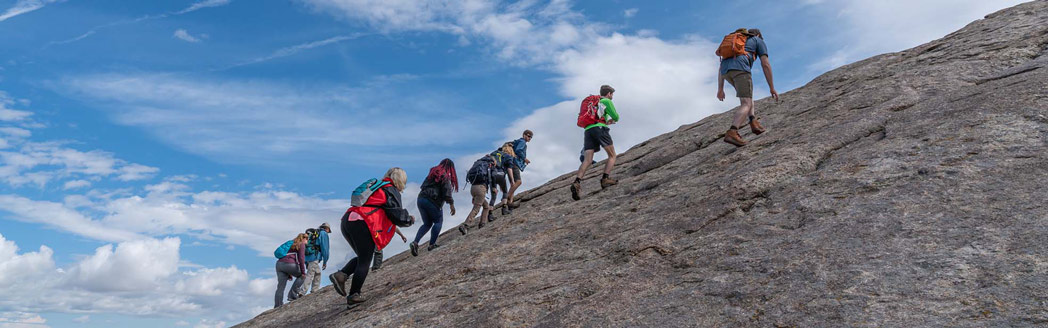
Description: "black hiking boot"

(487, 213), (497, 222)
(570, 179), (582, 201)
(478, 220), (485, 229)
(409, 242), (419, 257)
(600, 176), (618, 189)
(427, 243), (441, 251)
(329, 272), (348, 297)
(458, 225), (468, 235)
(501, 206), (511, 215)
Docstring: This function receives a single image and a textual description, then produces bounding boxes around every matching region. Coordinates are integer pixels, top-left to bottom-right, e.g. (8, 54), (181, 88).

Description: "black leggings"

(339, 218), (375, 295)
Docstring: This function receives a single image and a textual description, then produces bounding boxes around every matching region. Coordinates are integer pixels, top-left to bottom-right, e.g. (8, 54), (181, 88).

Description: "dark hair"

(523, 130), (533, 138)
(600, 85), (615, 96)
(747, 28), (762, 38)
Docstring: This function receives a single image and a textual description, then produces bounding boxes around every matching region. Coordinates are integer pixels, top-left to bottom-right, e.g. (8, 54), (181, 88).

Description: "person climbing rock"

(328, 167), (415, 306)
(571, 85), (620, 201)
(506, 130), (532, 209)
(490, 143), (517, 215)
(274, 233), (308, 308)
(459, 153), (497, 236)
(716, 28), (778, 147)
(297, 223), (330, 296)
(409, 159), (458, 256)
(372, 227), (406, 271)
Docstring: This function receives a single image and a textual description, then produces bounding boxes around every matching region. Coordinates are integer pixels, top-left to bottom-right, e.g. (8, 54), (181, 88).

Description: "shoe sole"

(329, 274), (347, 297)
(570, 184), (581, 201)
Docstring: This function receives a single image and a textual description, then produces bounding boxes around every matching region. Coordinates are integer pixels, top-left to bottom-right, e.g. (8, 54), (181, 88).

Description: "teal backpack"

(351, 178), (390, 207)
(273, 240), (293, 259)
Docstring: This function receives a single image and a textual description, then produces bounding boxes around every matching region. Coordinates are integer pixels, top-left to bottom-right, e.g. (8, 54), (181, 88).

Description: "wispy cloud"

(173, 29), (203, 43)
(624, 8), (638, 18)
(174, 0), (232, 15)
(0, 0), (61, 22)
(227, 33), (366, 68)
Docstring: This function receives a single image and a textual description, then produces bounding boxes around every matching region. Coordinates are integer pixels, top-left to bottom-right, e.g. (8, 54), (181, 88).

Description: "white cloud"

(807, 0), (1026, 72)
(173, 29), (202, 43)
(0, 141), (159, 188)
(175, 0), (233, 15)
(229, 34), (366, 68)
(623, 8), (638, 18)
(193, 319), (227, 328)
(66, 237), (181, 292)
(0, 233), (55, 287)
(0, 0), (61, 22)
(61, 179), (90, 190)
(71, 315), (89, 323)
(175, 266), (248, 296)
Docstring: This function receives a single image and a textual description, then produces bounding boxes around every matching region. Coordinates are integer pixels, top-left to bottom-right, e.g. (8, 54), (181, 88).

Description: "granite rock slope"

(237, 2), (1047, 327)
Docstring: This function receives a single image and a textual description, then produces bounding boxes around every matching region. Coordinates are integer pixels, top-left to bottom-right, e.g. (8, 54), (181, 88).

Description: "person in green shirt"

(570, 84), (619, 201)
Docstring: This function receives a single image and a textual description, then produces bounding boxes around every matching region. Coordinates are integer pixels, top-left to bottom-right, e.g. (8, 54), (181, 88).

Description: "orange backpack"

(715, 29), (751, 60)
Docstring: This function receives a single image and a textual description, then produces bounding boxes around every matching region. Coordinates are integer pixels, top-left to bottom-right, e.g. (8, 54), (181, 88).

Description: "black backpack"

(466, 156), (495, 186)
(304, 228), (321, 255)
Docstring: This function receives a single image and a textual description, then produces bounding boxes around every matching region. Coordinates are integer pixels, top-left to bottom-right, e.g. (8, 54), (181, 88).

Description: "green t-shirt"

(585, 98), (619, 130)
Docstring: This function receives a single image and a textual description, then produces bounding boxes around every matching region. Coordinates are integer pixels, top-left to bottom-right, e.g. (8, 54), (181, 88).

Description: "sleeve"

(442, 179), (455, 205)
(296, 247), (306, 275)
(755, 38), (768, 57)
(514, 139), (527, 160)
(381, 187), (413, 227)
(320, 231), (330, 265)
(601, 98), (619, 122)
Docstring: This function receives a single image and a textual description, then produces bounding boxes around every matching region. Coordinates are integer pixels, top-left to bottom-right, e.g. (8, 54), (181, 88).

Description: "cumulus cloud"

(173, 29), (203, 43)
(66, 237), (181, 292)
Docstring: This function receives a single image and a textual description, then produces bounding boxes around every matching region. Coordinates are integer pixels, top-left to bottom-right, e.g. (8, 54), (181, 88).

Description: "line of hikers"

(271, 27), (776, 308)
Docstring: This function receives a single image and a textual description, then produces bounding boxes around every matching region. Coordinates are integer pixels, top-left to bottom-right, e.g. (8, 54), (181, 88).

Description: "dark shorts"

(583, 126), (613, 151)
(511, 166), (521, 183)
(724, 70), (753, 98)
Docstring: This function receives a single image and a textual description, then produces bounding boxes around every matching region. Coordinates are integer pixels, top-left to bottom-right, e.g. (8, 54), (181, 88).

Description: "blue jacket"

(513, 138), (528, 171)
(304, 230), (330, 266)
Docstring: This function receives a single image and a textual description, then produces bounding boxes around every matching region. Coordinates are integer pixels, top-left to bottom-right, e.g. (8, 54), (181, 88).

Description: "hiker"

(716, 28), (778, 147)
(328, 167), (415, 305)
(274, 233), (308, 308)
(489, 143), (517, 215)
(297, 223), (330, 295)
(409, 159), (458, 256)
(505, 130), (532, 209)
(372, 227), (407, 271)
(458, 153), (497, 235)
(570, 85), (620, 201)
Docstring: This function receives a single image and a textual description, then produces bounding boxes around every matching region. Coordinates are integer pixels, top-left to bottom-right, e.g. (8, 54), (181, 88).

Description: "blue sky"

(0, 0), (1026, 327)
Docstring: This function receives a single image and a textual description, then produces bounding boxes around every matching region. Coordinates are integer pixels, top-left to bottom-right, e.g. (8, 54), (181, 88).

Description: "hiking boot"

(458, 225), (468, 235)
(409, 242), (419, 257)
(427, 243), (441, 251)
(570, 180), (582, 201)
(508, 201), (520, 209)
(723, 128), (747, 147)
(329, 272), (348, 297)
(487, 213), (497, 222)
(478, 220), (485, 229)
(347, 293), (367, 304)
(501, 206), (511, 215)
(749, 117), (766, 135)
(600, 176), (618, 189)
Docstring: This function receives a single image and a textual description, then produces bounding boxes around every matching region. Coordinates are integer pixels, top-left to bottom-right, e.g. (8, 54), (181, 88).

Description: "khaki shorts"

(724, 70), (753, 99)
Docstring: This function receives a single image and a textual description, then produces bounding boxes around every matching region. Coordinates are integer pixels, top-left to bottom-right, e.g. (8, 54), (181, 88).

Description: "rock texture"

(237, 2), (1047, 327)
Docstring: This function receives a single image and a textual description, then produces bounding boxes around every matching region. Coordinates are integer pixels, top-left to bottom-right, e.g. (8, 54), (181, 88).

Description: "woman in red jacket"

(329, 167), (415, 305)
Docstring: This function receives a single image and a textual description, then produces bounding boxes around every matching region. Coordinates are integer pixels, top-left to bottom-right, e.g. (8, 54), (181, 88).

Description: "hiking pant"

(372, 250), (384, 270)
(274, 262), (303, 308)
(413, 197), (443, 246)
(297, 261), (321, 295)
(338, 219), (375, 296)
(465, 184), (490, 227)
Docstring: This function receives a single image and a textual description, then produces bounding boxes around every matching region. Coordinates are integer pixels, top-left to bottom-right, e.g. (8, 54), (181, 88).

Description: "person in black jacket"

(410, 158), (458, 256)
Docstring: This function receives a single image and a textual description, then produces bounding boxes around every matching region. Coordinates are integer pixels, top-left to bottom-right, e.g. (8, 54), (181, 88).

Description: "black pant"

(339, 219), (375, 296)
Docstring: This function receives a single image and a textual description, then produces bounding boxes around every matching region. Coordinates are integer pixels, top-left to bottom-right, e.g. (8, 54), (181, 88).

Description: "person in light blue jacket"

(506, 130), (532, 210)
(297, 223), (330, 295)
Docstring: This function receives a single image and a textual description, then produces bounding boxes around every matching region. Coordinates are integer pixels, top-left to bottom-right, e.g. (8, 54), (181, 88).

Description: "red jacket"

(345, 178), (413, 250)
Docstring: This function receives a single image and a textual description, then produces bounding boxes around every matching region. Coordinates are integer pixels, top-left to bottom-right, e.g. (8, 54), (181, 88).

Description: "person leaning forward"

(716, 28), (778, 147)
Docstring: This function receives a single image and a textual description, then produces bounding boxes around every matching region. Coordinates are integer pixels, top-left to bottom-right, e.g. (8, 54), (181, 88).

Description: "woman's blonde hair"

(501, 142), (516, 157)
(290, 233), (308, 251)
(384, 167), (407, 191)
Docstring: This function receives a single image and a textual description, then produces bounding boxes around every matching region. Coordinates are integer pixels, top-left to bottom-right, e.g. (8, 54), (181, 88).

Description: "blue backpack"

(351, 178), (390, 207)
(273, 240), (293, 259)
(466, 156), (495, 186)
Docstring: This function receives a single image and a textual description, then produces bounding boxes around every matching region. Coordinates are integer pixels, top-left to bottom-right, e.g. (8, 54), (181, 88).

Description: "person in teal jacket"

(297, 223), (330, 296)
(570, 85), (619, 201)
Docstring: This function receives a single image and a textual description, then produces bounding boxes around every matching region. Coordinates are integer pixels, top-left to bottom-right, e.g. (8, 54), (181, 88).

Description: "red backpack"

(577, 95), (605, 128)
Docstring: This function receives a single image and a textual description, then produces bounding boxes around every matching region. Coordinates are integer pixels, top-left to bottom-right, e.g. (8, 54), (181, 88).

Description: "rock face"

(237, 2), (1047, 327)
